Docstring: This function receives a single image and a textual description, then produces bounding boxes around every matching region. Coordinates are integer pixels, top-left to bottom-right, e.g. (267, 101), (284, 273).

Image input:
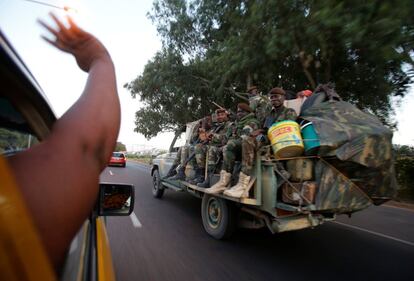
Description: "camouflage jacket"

(210, 121), (232, 146)
(249, 95), (272, 127)
(228, 113), (260, 139)
(264, 106), (297, 129)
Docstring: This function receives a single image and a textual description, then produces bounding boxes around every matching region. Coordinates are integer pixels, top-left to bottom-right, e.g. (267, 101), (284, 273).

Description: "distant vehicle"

(0, 30), (134, 281)
(109, 152), (126, 167)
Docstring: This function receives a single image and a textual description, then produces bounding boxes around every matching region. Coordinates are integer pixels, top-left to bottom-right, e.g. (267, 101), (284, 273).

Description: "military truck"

(151, 95), (396, 239)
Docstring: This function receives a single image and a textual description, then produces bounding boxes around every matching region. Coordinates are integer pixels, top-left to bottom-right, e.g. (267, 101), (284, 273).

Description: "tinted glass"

(0, 97), (39, 155)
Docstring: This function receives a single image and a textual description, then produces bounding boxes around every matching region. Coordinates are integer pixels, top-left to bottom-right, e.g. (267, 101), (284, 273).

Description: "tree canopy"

(115, 141), (127, 152)
(126, 0), (414, 138)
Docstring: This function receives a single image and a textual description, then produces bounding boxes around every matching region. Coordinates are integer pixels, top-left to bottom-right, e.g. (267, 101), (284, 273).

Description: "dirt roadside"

(384, 200), (414, 211)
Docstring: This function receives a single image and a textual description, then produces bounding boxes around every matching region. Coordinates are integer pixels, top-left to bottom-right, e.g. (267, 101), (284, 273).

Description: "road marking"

(130, 212), (142, 228)
(331, 221), (414, 247)
(109, 170), (114, 176)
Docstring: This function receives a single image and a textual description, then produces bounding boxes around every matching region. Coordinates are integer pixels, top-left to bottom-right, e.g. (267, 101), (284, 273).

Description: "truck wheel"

(201, 194), (237, 239)
(152, 169), (165, 199)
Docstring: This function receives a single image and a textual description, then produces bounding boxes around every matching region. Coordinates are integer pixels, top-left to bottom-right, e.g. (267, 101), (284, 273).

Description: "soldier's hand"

(39, 13), (110, 72)
(251, 129), (264, 137)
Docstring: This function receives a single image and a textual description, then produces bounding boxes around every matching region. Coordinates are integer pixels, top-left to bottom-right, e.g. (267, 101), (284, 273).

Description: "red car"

(109, 152), (126, 167)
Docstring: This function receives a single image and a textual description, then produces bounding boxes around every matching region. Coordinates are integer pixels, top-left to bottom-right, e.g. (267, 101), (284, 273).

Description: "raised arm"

(8, 14), (120, 269)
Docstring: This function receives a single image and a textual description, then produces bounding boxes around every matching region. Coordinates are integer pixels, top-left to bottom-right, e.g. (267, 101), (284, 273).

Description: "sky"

(0, 0), (413, 149)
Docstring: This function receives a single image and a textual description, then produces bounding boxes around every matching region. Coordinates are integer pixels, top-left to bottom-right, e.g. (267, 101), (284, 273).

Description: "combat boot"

(168, 166), (185, 181)
(223, 172), (251, 198)
(197, 166), (214, 188)
(190, 167), (205, 185)
(204, 170), (231, 194)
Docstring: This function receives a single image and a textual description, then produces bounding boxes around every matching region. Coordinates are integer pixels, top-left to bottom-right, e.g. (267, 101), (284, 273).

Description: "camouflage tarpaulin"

(301, 101), (397, 204)
(314, 159), (372, 211)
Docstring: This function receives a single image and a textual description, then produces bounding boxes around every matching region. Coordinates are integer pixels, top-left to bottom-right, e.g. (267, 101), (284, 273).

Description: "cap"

(247, 85), (258, 93)
(268, 87), (285, 96)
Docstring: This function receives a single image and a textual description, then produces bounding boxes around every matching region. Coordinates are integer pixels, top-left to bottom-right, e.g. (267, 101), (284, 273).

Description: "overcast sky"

(0, 0), (412, 150)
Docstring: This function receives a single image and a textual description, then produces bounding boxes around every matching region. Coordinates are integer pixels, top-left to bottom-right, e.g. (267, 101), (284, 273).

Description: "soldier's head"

(201, 115), (212, 130)
(268, 87), (286, 108)
(236, 103), (253, 120)
(247, 85), (258, 97)
(215, 108), (228, 123)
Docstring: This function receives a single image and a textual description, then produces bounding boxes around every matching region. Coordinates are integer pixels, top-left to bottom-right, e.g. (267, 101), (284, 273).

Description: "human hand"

(39, 13), (110, 72)
(251, 129), (264, 137)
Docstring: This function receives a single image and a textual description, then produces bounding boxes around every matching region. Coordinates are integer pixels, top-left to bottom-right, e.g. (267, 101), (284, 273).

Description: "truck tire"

(201, 194), (237, 239)
(152, 169), (165, 199)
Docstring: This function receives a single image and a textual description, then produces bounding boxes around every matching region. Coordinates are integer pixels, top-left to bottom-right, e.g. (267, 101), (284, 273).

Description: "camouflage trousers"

(194, 143), (207, 168)
(207, 145), (222, 167)
(192, 142), (224, 171)
(223, 137), (257, 176)
(172, 146), (191, 166)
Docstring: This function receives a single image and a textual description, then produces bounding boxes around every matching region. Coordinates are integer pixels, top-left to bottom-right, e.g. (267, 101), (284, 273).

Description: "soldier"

(197, 108), (232, 188)
(205, 103), (260, 198)
(187, 116), (212, 183)
(263, 87), (298, 130)
(247, 85), (272, 127)
(168, 121), (202, 181)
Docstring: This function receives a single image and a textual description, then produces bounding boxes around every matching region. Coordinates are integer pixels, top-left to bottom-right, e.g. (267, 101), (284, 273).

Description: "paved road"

(101, 161), (414, 281)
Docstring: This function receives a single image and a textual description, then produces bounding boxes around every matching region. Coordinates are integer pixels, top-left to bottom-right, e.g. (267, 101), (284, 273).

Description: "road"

(101, 161), (414, 281)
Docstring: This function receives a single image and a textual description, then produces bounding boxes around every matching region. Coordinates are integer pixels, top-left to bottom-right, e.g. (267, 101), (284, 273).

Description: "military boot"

(190, 167), (205, 185)
(204, 170), (231, 194)
(197, 166), (214, 188)
(223, 172), (251, 198)
(168, 166), (185, 181)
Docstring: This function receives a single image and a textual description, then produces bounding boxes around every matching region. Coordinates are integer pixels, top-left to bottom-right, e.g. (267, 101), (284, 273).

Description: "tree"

(126, 0), (414, 138)
(115, 141), (126, 152)
(0, 128), (35, 153)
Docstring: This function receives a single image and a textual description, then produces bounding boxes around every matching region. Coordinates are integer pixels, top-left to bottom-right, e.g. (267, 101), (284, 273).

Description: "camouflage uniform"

(223, 113), (260, 176)
(265, 105), (297, 127)
(194, 120), (230, 169)
(249, 94), (272, 127)
(194, 142), (207, 168)
(206, 121), (232, 168)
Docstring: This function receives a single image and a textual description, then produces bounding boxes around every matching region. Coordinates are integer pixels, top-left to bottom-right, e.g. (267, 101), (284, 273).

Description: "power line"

(21, 0), (74, 11)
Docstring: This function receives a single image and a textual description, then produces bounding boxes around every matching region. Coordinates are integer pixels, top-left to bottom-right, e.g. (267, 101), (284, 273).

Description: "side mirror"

(98, 183), (135, 216)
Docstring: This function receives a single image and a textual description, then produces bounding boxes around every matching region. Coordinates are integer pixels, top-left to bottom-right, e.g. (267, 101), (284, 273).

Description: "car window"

(0, 128), (38, 155)
(0, 98), (39, 155)
(112, 152), (124, 157)
(174, 132), (186, 148)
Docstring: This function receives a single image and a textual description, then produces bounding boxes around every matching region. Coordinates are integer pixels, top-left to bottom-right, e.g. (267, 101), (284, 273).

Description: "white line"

(109, 170), (114, 176)
(331, 221), (414, 247)
(130, 212), (142, 228)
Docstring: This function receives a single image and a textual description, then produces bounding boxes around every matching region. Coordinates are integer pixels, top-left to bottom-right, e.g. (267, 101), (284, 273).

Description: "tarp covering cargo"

(301, 100), (397, 205)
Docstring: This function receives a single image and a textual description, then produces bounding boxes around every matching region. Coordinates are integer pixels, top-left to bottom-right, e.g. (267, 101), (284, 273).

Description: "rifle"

(212, 101), (226, 111)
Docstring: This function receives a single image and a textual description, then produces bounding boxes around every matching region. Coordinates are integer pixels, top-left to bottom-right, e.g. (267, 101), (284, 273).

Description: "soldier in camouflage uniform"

(263, 87), (297, 129)
(197, 108), (232, 188)
(247, 85), (272, 128)
(205, 103), (260, 198)
(168, 121), (202, 181)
